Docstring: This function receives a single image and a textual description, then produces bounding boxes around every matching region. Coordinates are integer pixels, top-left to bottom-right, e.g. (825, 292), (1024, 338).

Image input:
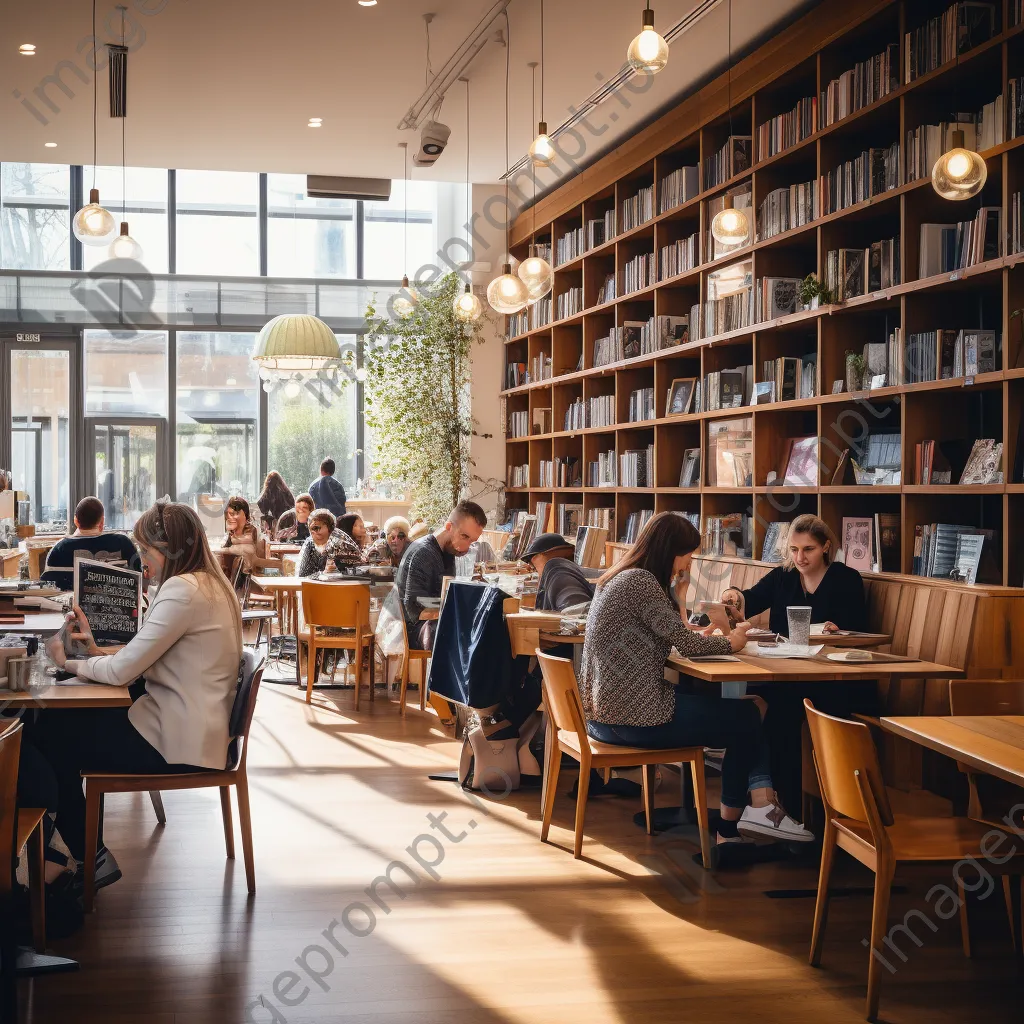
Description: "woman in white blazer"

(37, 500), (243, 876)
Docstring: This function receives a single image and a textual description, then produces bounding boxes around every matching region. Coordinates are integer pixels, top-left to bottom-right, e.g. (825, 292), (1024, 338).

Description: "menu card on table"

(73, 558), (143, 644)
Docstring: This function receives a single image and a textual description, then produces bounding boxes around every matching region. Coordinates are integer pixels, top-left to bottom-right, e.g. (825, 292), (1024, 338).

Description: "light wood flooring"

(17, 675), (1024, 1024)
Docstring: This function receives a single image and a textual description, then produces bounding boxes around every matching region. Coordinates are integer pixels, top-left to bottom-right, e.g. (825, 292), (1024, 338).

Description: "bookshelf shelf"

(501, 0), (1024, 583)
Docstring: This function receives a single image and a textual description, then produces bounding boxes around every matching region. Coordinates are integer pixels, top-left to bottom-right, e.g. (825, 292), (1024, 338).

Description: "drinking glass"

(787, 605), (812, 646)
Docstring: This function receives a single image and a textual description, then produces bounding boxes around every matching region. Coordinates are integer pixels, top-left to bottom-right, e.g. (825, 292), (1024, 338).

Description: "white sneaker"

(737, 802), (815, 843)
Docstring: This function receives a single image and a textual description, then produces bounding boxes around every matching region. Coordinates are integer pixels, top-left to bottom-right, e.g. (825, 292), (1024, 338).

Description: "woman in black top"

(723, 514), (866, 636)
(256, 471), (295, 527)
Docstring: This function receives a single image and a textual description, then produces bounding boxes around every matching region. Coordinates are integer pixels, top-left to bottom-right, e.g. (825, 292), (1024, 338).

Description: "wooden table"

(268, 543), (301, 556)
(0, 682), (132, 709)
(881, 715), (1024, 788)
(21, 537), (60, 580)
(0, 612), (66, 636)
(0, 549), (20, 578)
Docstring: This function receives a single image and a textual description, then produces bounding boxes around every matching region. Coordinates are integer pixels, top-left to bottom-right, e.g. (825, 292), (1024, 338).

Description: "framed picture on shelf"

(666, 377), (697, 417)
(831, 379), (844, 394)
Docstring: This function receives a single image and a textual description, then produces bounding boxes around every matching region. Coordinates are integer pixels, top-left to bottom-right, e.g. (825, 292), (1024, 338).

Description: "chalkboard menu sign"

(73, 558), (143, 644)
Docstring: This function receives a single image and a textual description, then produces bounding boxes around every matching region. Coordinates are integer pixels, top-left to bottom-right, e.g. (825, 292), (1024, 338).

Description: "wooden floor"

(18, 676), (1024, 1024)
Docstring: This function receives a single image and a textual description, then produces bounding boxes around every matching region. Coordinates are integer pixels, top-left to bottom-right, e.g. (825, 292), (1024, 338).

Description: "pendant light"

(108, 10), (142, 261)
(931, 46), (987, 201)
(626, 1), (669, 75)
(710, 0), (749, 247)
(392, 142), (420, 317)
(518, 60), (553, 301)
(453, 78), (483, 323)
(73, 0), (115, 246)
(528, 0), (555, 168)
(488, 11), (529, 314)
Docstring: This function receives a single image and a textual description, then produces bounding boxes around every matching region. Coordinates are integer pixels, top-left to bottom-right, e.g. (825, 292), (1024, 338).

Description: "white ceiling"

(2, 0), (812, 186)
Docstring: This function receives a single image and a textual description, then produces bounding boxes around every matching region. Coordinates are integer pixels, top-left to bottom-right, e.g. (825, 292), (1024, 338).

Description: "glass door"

(87, 420), (165, 531)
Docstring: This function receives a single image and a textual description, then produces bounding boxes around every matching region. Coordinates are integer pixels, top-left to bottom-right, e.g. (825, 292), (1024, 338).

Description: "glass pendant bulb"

(487, 262), (529, 313)
(453, 282), (483, 322)
(73, 187), (116, 245)
(626, 7), (669, 74)
(518, 245), (553, 301)
(932, 129), (987, 201)
(529, 122), (556, 168)
(108, 221), (143, 260)
(711, 196), (749, 245)
(392, 274), (420, 318)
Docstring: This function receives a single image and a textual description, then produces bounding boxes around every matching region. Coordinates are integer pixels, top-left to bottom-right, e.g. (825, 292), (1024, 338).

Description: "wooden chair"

(535, 650), (712, 868)
(299, 582), (375, 707)
(81, 653), (265, 912)
(0, 721), (47, 963)
(397, 604), (430, 717)
(804, 699), (1024, 1022)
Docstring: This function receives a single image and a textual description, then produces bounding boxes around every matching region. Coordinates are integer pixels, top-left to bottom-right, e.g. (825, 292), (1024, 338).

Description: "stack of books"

(819, 44), (899, 128)
(538, 460), (554, 487)
(557, 503), (584, 539)
(505, 361), (527, 389)
(530, 351), (551, 382)
(659, 233), (699, 280)
(756, 96), (816, 161)
(556, 286), (583, 320)
(913, 523), (989, 584)
(619, 446), (654, 488)
(658, 165), (699, 213)
(508, 310), (529, 337)
(530, 297), (552, 330)
(756, 181), (817, 241)
(904, 2), (996, 83)
(621, 252), (656, 294)
(628, 387), (656, 422)
(598, 273), (616, 305)
(703, 136), (751, 190)
(824, 236), (900, 301)
(506, 463), (529, 488)
(622, 510), (655, 545)
(700, 286), (755, 338)
(587, 395), (616, 428)
(563, 398), (586, 431)
(703, 366), (753, 411)
(556, 226), (585, 266)
(585, 507), (613, 531)
(620, 185), (654, 232)
(586, 216), (610, 250)
(508, 411), (529, 438)
(703, 513), (752, 557)
(918, 210), (1002, 277)
(552, 456), (581, 488)
(818, 142), (900, 215)
(587, 449), (617, 488)
(759, 355), (816, 402)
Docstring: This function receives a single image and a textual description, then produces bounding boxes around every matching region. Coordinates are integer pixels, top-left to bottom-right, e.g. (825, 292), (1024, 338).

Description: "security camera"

(414, 120), (451, 166)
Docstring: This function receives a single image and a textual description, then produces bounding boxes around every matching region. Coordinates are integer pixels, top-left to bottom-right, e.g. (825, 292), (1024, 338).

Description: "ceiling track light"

(626, 1), (668, 74)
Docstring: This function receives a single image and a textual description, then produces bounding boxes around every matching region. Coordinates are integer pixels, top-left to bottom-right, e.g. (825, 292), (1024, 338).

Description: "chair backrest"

(949, 680), (1024, 716)
(804, 699), (894, 829)
(0, 720), (23, 899)
(536, 651), (589, 747)
(301, 580), (370, 630)
(227, 649), (266, 771)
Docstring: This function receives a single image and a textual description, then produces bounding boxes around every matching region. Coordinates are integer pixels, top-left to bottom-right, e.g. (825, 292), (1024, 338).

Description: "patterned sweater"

(580, 567), (732, 727)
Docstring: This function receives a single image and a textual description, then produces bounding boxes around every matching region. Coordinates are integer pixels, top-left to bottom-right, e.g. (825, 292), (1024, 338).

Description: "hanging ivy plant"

(364, 272), (493, 525)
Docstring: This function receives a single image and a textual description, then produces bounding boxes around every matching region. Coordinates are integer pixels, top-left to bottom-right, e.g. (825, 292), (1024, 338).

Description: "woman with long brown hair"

(38, 500), (244, 883)
(580, 511), (813, 845)
(221, 495), (280, 586)
(256, 469), (295, 527)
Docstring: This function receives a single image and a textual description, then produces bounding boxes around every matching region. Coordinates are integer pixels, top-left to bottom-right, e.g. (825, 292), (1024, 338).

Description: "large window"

(176, 332), (260, 504)
(84, 330), (168, 416)
(363, 180), (447, 280)
(0, 163), (71, 271)
(267, 174), (356, 278)
(267, 341), (359, 495)
(176, 169), (259, 276)
(82, 166), (169, 273)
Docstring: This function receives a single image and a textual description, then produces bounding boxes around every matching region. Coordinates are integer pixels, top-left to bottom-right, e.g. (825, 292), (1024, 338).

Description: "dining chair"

(397, 601), (431, 717)
(535, 650), (712, 868)
(804, 699), (1024, 1022)
(299, 582), (375, 707)
(81, 653), (265, 912)
(0, 720), (47, 961)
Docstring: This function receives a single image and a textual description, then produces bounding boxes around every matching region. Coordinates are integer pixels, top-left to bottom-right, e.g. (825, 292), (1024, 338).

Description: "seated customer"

(333, 513), (368, 567)
(296, 509), (338, 577)
(722, 513), (866, 636)
(580, 511), (813, 845)
(394, 500), (486, 650)
(275, 493), (315, 542)
(37, 501), (243, 879)
(221, 496), (280, 589)
(366, 515), (411, 568)
(42, 496), (141, 591)
(522, 533), (599, 611)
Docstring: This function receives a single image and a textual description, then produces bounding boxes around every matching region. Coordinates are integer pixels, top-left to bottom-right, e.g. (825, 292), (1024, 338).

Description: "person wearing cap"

(366, 515), (412, 568)
(523, 533), (600, 612)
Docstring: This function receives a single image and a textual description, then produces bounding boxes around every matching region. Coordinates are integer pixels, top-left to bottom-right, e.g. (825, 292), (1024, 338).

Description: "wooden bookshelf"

(502, 0), (1024, 588)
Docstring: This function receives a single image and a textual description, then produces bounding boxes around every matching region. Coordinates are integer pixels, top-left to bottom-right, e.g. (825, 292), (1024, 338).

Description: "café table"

(0, 613), (66, 637)
(0, 681), (132, 709)
(880, 715), (1024, 788)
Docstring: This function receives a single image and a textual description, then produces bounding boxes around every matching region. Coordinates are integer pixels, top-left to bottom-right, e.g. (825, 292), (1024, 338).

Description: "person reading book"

(580, 511), (814, 846)
(42, 495), (141, 592)
(522, 533), (599, 612)
(721, 513), (867, 636)
(35, 500), (243, 887)
(275, 493), (315, 542)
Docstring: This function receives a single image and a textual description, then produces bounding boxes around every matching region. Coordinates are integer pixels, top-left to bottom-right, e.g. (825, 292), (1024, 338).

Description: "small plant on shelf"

(798, 273), (834, 311)
(844, 349), (867, 392)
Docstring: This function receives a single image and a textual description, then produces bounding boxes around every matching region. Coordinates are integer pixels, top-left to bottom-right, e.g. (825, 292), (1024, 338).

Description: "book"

(959, 439), (1003, 484)
(761, 521), (790, 563)
(782, 436), (819, 486)
(873, 512), (901, 573)
(679, 448), (701, 487)
(73, 557), (143, 645)
(842, 517), (874, 571)
(954, 532), (985, 584)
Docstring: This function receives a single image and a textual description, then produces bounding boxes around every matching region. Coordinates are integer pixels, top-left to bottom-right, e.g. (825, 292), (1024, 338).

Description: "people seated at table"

(275, 492), (315, 542)
(42, 496), (141, 592)
(580, 511), (814, 845)
(366, 515), (411, 567)
(395, 500), (487, 650)
(333, 513), (369, 567)
(256, 470), (295, 532)
(221, 496), (280, 589)
(522, 533), (599, 612)
(308, 457), (347, 517)
(35, 500), (243, 884)
(722, 513), (866, 636)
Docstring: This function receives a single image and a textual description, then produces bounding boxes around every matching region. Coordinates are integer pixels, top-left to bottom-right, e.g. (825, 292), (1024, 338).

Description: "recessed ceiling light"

(308, 123), (322, 128)
(308, 117), (322, 123)
(44, 142), (57, 148)
(358, 1), (378, 6)
(19, 44), (36, 54)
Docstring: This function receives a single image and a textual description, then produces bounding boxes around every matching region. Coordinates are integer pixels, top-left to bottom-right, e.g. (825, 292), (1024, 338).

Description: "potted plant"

(798, 273), (834, 311)
(845, 349), (867, 392)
